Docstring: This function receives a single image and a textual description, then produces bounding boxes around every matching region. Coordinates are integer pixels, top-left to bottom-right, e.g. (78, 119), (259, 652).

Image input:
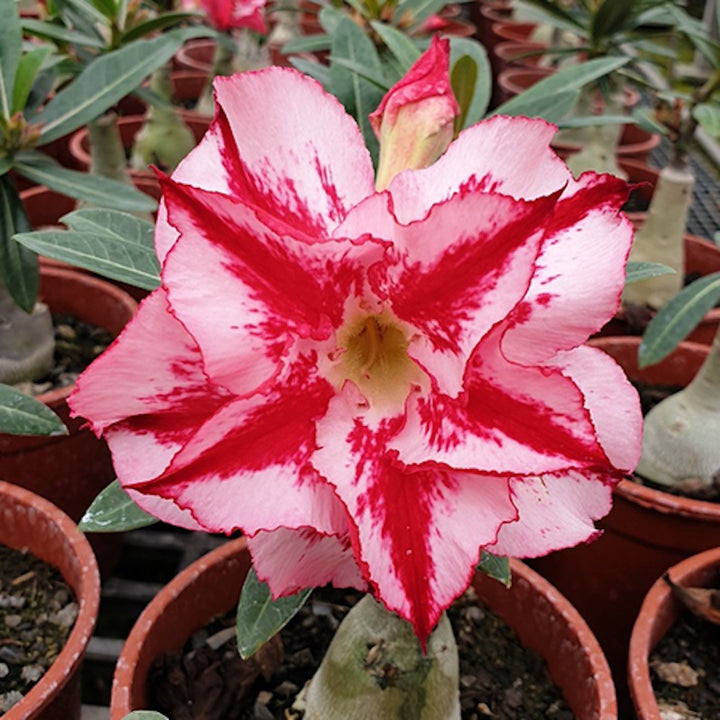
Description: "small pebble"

(0, 690), (24, 712)
(0, 594), (24, 609)
(21, 665), (45, 683)
(4, 614), (21, 628)
(0, 663), (9, 678)
(50, 602), (79, 628)
(0, 646), (26, 664)
(55, 324), (76, 340)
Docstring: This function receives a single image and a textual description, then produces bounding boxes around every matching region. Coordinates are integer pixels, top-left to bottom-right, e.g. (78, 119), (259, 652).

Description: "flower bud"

(370, 35), (459, 191)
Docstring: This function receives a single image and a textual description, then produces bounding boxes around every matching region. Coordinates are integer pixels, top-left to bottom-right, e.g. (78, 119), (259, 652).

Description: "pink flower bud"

(370, 35), (460, 190)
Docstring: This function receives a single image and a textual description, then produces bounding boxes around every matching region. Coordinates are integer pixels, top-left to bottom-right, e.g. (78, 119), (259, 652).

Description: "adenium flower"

(70, 57), (641, 642)
(181, 0), (266, 33)
(370, 36), (459, 190)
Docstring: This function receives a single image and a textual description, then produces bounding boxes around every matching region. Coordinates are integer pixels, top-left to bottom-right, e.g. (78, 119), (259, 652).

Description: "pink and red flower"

(70, 61), (641, 641)
(182, 0), (266, 33)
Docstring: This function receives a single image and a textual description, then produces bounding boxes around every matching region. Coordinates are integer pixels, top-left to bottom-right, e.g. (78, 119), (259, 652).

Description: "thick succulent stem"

(636, 327), (720, 492)
(0, 281), (54, 386)
(195, 41), (236, 117)
(297, 595), (460, 720)
(622, 159), (694, 309)
(130, 64), (196, 172)
(88, 113), (133, 184)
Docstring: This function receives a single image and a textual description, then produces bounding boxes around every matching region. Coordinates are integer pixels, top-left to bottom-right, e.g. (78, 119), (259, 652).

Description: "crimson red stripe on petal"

(133, 356), (339, 535)
(382, 191), (558, 391)
(248, 528), (367, 596)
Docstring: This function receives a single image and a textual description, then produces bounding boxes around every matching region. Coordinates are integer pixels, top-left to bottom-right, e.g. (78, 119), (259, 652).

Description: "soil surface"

(147, 585), (573, 720)
(0, 545), (78, 713)
(22, 312), (112, 398)
(651, 609), (720, 719)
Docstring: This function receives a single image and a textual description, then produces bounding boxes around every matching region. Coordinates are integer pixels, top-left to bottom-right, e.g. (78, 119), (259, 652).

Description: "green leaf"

(289, 56), (331, 89)
(693, 103), (720, 139)
(15, 208), (160, 290)
(625, 261), (675, 285)
(477, 550), (511, 588)
(0, 175), (37, 312)
(121, 713), (170, 720)
(396, 0), (448, 26)
(21, 17), (109, 48)
(59, 0), (111, 26)
(12, 46), (52, 116)
(13, 154), (157, 212)
(0, 384), (67, 436)
(450, 38), (491, 129)
(591, 0), (636, 43)
(282, 34), (332, 54)
(639, 272), (720, 368)
(36, 32), (184, 144)
(120, 12), (203, 44)
(369, 21), (421, 71)
(329, 18), (386, 166)
(513, 0), (584, 34)
(78, 479), (158, 532)
(492, 56), (630, 121)
(0, 0), (22, 118)
(236, 568), (312, 659)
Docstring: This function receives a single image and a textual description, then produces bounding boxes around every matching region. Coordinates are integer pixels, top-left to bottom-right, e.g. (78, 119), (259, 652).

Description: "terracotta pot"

(174, 38), (216, 74)
(68, 114), (210, 185)
(0, 480), (100, 720)
(529, 336), (720, 717)
(490, 19), (537, 44)
(110, 537), (617, 719)
(628, 546), (720, 720)
(473, 1), (513, 50)
(493, 39), (547, 70)
(0, 265), (138, 572)
(597, 213), (720, 343)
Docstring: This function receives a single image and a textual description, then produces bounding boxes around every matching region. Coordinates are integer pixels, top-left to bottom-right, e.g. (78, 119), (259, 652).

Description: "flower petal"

(69, 289), (232, 484)
(312, 394), (518, 639)
(132, 356), (343, 537)
(212, 69), (376, 235)
(378, 189), (559, 397)
(160, 178), (378, 395)
(551, 344), (642, 471)
(248, 527), (367, 595)
(389, 327), (610, 474)
(385, 115), (571, 224)
(487, 470), (620, 558)
(501, 173), (632, 364)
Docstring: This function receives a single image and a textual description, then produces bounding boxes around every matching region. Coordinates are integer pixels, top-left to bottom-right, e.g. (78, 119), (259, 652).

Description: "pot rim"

(0, 480), (100, 720)
(628, 546), (720, 720)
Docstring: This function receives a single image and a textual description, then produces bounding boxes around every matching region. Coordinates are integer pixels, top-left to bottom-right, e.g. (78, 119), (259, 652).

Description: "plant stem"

(0, 281), (54, 386)
(88, 112), (132, 184)
(297, 595), (460, 720)
(636, 326), (720, 491)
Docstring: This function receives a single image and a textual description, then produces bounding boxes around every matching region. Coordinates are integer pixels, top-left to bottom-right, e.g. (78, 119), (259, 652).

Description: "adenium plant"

(71, 38), (641, 717)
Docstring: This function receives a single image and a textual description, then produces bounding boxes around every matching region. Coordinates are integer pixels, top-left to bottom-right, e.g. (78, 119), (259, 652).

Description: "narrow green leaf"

(329, 18), (385, 166)
(21, 17), (109, 48)
(0, 384), (67, 436)
(13, 155), (157, 212)
(369, 21), (421, 71)
(289, 56), (331, 89)
(120, 12), (203, 44)
(78, 479), (158, 532)
(514, 0), (584, 34)
(693, 103), (720, 139)
(477, 550), (511, 588)
(15, 209), (160, 290)
(121, 713), (170, 720)
(236, 568), (312, 659)
(625, 261), (675, 285)
(452, 55), (477, 135)
(36, 32), (184, 144)
(492, 56), (630, 120)
(60, 0), (111, 26)
(0, 0), (22, 118)
(591, 0), (636, 43)
(500, 88), (578, 123)
(450, 38), (491, 128)
(0, 175), (37, 312)
(282, 33), (332, 54)
(639, 272), (720, 368)
(12, 46), (52, 116)
(396, 0), (448, 26)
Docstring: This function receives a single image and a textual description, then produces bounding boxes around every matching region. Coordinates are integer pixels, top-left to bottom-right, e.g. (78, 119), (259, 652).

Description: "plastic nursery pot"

(68, 114), (211, 183)
(597, 213), (720, 344)
(529, 336), (720, 717)
(0, 480), (100, 720)
(628, 546), (720, 720)
(0, 264), (138, 573)
(110, 537), (617, 719)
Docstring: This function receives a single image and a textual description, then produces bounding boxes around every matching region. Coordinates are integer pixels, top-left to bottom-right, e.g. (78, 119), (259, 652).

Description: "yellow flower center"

(330, 309), (427, 413)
